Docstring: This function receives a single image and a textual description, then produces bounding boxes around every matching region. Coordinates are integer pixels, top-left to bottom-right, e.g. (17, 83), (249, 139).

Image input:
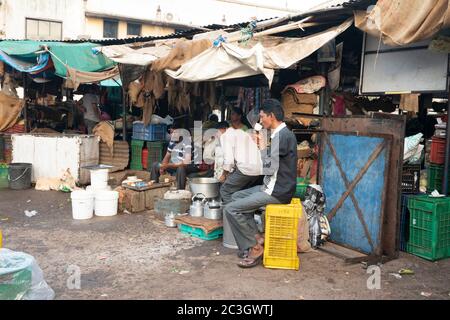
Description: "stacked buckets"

(71, 168), (118, 220)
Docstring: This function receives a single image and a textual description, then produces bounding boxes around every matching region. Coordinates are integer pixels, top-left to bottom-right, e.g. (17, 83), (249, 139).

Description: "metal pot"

(165, 212), (188, 228)
(189, 193), (206, 217)
(164, 189), (192, 200)
(204, 200), (223, 220)
(188, 178), (220, 199)
(165, 212), (177, 227)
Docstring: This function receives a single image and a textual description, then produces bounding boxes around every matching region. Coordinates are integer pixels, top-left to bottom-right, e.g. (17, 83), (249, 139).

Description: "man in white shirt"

(219, 126), (263, 205)
(79, 86), (100, 134)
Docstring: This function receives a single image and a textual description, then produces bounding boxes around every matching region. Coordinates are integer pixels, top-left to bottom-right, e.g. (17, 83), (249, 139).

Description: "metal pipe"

(442, 91), (450, 194)
(318, 63), (328, 115)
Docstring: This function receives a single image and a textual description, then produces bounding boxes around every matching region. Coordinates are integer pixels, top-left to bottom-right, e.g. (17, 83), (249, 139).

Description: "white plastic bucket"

(94, 191), (119, 217)
(71, 190), (94, 220)
(85, 185), (111, 211)
(86, 185), (112, 193)
(90, 169), (109, 189)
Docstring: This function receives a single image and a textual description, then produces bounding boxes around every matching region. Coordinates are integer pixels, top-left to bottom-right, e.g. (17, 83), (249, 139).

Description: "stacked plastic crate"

(427, 123), (448, 194)
(406, 195), (450, 261)
(405, 122), (450, 261)
(399, 162), (421, 252)
(130, 121), (168, 171)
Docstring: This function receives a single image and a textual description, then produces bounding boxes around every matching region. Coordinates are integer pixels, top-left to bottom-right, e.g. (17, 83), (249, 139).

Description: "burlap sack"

(297, 204), (312, 253)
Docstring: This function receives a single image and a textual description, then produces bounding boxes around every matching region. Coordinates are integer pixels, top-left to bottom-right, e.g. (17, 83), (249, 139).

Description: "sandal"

(237, 249), (249, 259)
(237, 254), (263, 268)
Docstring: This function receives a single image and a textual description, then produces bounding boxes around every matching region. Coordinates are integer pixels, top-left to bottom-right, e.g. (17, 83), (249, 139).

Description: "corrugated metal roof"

(310, 0), (375, 11)
(0, 27), (204, 45)
(0, 1), (374, 45)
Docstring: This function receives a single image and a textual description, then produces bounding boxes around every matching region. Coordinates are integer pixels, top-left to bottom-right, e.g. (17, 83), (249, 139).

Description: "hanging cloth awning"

(354, 0), (450, 46)
(165, 18), (353, 86)
(95, 42), (173, 66)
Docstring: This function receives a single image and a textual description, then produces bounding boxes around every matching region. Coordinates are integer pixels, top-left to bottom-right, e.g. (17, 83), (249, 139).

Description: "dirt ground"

(1, 189), (449, 300)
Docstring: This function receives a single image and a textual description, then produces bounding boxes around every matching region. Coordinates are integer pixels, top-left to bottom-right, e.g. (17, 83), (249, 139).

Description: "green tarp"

(0, 40), (115, 77)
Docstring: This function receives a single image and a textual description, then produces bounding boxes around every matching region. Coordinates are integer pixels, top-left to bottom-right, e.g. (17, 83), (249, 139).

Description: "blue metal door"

(321, 132), (390, 255)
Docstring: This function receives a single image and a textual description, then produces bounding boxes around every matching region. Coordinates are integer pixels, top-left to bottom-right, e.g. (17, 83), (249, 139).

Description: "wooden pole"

(22, 73), (28, 133)
(122, 88), (127, 141)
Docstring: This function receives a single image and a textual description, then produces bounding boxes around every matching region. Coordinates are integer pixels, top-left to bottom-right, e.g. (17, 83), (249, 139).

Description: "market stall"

(1, 0), (449, 267)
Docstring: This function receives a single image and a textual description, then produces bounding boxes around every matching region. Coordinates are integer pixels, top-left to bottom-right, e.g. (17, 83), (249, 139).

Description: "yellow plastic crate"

(263, 199), (301, 271)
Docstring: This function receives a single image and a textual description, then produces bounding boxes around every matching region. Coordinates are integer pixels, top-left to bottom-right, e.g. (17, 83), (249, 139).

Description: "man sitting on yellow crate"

(223, 99), (298, 268)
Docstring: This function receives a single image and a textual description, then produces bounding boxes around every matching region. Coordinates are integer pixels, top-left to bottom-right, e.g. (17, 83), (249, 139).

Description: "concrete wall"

(86, 17), (174, 39)
(0, 0), (327, 40)
(0, 0), (86, 40)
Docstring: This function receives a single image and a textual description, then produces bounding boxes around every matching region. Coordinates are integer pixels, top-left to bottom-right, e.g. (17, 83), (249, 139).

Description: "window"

(103, 20), (118, 38)
(26, 18), (62, 40)
(127, 23), (141, 36)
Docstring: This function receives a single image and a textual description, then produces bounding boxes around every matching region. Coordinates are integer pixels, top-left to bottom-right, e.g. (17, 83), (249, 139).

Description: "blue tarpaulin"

(0, 50), (51, 73)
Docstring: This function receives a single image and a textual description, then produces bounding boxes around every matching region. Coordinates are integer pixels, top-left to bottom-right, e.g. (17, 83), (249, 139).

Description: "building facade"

(0, 0), (191, 40)
(0, 0), (325, 41)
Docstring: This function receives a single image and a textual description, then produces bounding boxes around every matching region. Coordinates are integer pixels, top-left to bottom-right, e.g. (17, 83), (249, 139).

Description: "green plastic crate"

(130, 140), (145, 170)
(294, 177), (309, 200)
(178, 224), (223, 240)
(427, 164), (450, 194)
(406, 195), (450, 261)
(146, 141), (167, 166)
(0, 165), (8, 189)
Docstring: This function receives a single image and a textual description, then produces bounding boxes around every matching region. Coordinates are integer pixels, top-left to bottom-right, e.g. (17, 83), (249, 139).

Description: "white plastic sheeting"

(166, 19), (353, 85)
(96, 42), (173, 66)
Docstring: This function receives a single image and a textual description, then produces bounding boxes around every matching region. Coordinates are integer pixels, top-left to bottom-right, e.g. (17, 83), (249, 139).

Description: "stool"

(263, 199), (301, 271)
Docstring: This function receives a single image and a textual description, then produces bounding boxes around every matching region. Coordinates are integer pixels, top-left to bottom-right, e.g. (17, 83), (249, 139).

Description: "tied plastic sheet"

(0, 248), (55, 300)
(404, 133), (423, 164)
(303, 185), (330, 248)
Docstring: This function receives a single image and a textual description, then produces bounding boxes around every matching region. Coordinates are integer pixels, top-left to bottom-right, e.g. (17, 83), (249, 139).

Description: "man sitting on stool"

(223, 99), (298, 268)
(150, 127), (200, 190)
